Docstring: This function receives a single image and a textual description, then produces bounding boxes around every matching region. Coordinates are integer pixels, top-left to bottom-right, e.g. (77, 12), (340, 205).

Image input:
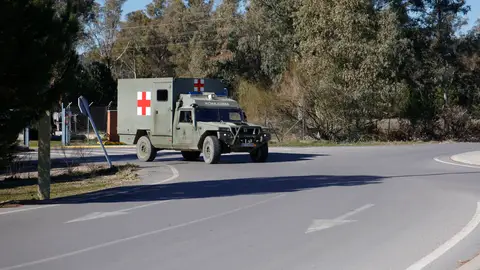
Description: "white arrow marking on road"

(65, 200), (171, 224)
(305, 204), (374, 234)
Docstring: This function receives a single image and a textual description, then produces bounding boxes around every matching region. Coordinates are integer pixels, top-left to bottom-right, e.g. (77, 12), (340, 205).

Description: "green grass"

(27, 140), (64, 148)
(26, 139), (124, 148)
(269, 139), (440, 147)
(0, 163), (140, 206)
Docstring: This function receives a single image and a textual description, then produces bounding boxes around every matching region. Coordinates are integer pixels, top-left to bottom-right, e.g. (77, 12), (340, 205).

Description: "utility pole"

(24, 126), (30, 148)
(87, 102), (93, 144)
(61, 103), (65, 145)
(38, 110), (51, 200)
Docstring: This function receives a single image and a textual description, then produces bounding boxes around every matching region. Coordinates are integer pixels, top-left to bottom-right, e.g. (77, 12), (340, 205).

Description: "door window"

(179, 111), (192, 124)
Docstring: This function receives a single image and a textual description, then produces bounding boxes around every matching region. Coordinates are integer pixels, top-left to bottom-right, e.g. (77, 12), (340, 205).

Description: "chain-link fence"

(52, 106), (109, 142)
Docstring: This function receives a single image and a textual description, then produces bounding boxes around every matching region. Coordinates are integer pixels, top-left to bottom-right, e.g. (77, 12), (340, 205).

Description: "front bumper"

(217, 129), (271, 151)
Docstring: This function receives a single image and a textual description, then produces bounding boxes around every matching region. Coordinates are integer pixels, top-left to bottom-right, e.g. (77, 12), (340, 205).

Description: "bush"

(0, 141), (16, 171)
(439, 105), (470, 140)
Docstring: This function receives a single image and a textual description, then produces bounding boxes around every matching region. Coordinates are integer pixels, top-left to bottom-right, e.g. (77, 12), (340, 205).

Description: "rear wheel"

(250, 143), (268, 163)
(202, 136), (221, 164)
(136, 136), (157, 162)
(181, 151), (201, 161)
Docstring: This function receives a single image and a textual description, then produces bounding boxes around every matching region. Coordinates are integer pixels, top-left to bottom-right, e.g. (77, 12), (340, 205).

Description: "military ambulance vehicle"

(117, 77), (272, 164)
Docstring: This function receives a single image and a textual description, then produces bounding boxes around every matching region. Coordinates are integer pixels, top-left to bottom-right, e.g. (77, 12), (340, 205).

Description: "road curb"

(451, 151), (480, 166)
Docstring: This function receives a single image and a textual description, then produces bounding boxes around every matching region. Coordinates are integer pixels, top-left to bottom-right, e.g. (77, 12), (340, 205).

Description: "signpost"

(86, 102), (93, 144)
(78, 96), (112, 168)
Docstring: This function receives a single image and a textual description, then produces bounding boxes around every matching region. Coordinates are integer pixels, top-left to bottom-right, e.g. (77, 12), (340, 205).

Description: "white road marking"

(0, 205), (57, 216)
(65, 211), (127, 223)
(434, 157), (480, 169)
(154, 165), (179, 184)
(0, 165), (179, 216)
(0, 194), (286, 270)
(65, 200), (172, 223)
(406, 201), (480, 270)
(306, 204), (374, 234)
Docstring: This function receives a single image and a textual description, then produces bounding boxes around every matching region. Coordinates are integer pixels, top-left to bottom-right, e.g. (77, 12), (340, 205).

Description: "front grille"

(233, 127), (258, 135)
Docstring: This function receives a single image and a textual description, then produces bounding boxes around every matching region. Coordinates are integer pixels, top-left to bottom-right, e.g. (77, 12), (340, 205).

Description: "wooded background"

(78, 0), (480, 142)
(2, 0), (480, 168)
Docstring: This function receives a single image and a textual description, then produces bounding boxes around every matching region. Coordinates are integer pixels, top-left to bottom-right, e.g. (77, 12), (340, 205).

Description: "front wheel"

(250, 143), (268, 163)
(136, 136), (157, 162)
(202, 136), (221, 164)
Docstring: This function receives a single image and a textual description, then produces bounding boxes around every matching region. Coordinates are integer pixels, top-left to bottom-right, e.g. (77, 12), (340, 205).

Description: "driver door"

(174, 109), (195, 147)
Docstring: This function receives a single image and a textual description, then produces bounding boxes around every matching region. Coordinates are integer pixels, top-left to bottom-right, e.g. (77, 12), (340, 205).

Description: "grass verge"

(27, 140), (127, 148)
(27, 140), (64, 148)
(269, 139), (445, 147)
(0, 163), (140, 207)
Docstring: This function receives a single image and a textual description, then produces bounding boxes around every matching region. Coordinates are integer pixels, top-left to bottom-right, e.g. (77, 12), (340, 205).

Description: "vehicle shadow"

(153, 152), (327, 164)
(2, 152), (324, 177)
(36, 174), (381, 205)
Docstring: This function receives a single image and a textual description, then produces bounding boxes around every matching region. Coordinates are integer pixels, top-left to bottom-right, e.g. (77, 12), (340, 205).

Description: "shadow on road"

(5, 152), (326, 175)
(152, 152), (327, 164)
(33, 174), (381, 205)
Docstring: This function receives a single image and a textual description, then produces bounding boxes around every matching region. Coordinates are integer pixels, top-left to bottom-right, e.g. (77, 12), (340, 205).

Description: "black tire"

(181, 151), (201, 161)
(250, 143), (268, 163)
(136, 136), (157, 162)
(202, 136), (221, 164)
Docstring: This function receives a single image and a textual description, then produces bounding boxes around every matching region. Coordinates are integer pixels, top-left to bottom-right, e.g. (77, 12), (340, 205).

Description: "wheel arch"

(197, 131), (217, 150)
(134, 130), (150, 144)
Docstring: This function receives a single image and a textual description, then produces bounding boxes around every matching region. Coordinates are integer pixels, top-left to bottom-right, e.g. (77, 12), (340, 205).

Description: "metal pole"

(66, 103), (72, 145)
(86, 109), (112, 168)
(38, 110), (51, 200)
(24, 127), (29, 148)
(87, 118), (90, 144)
(61, 103), (66, 146)
(67, 110), (71, 145)
(78, 96), (111, 167)
(87, 102), (93, 144)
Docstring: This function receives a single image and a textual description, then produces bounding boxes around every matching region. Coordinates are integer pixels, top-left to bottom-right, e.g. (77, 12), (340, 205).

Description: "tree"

(293, 0), (410, 140)
(74, 0), (480, 142)
(62, 61), (117, 106)
(400, 0), (471, 137)
(83, 0), (126, 76)
(146, 0), (167, 19)
(208, 0), (241, 84)
(161, 0), (191, 76)
(0, 0), (93, 168)
(239, 0), (297, 84)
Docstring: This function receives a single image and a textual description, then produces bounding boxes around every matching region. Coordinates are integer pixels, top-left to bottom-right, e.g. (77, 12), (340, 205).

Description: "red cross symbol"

(137, 91), (151, 116)
(194, 79), (205, 92)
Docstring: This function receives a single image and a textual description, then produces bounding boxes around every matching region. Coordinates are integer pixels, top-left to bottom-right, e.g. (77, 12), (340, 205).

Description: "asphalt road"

(2, 143), (480, 270)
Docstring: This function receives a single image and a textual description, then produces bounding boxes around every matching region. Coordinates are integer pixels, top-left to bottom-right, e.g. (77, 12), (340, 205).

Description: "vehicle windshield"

(195, 108), (244, 122)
